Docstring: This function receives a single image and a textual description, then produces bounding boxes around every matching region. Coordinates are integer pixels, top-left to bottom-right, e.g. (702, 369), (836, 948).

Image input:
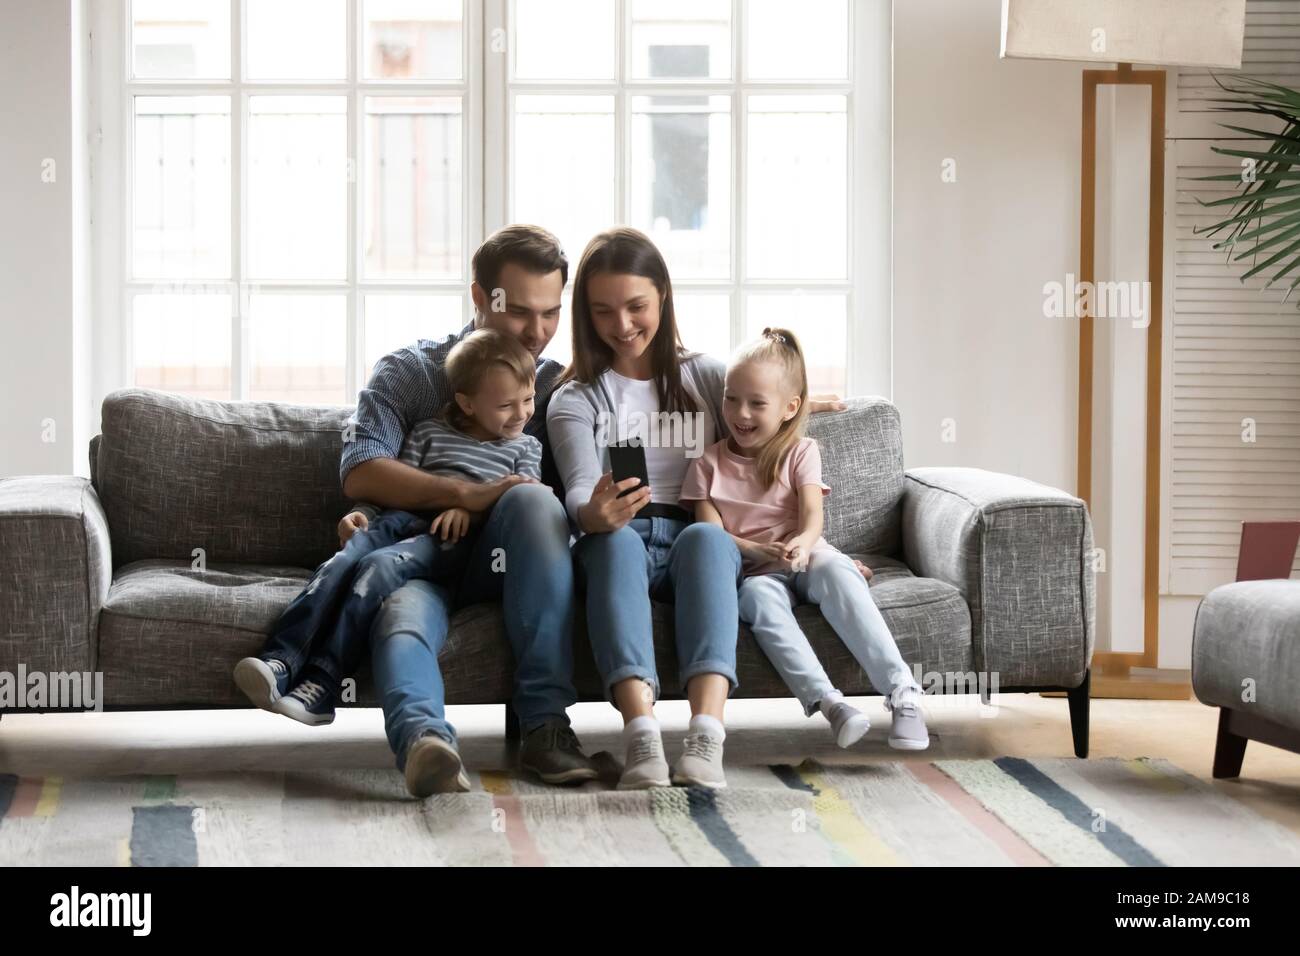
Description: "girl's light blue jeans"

(737, 549), (916, 716)
(573, 517), (743, 703)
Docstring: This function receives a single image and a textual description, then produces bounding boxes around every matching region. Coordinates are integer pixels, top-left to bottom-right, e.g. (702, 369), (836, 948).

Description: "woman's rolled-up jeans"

(573, 517), (743, 703)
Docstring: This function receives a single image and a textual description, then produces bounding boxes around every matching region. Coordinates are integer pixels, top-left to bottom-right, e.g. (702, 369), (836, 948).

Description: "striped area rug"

(2, 757), (1297, 866)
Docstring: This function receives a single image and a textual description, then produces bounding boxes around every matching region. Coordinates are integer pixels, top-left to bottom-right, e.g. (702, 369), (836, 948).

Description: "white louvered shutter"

(1168, 0), (1300, 594)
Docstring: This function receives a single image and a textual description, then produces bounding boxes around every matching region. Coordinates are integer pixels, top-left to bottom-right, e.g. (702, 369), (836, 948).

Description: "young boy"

(234, 329), (542, 749)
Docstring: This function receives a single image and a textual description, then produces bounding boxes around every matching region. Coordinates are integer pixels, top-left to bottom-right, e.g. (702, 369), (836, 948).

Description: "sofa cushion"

(805, 397), (906, 557)
(94, 388), (353, 570)
(97, 560), (521, 708)
(95, 554), (970, 708)
(1193, 579), (1300, 731)
(98, 560), (317, 707)
(92, 390), (907, 572)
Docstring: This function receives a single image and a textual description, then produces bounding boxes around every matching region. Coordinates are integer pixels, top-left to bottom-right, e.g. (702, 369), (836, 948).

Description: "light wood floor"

(2, 694), (1297, 832)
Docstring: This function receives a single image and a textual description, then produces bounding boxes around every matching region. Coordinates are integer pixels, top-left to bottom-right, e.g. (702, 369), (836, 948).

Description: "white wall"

(0, 0), (90, 477)
(893, 0), (1080, 491)
(893, 0), (1194, 666)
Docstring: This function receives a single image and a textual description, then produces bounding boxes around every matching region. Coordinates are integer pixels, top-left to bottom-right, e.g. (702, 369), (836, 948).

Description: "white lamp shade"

(1000, 0), (1247, 69)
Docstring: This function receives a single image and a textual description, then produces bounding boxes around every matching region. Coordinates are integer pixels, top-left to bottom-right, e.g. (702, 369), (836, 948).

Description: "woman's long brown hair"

(732, 327), (810, 489)
(561, 227), (698, 415)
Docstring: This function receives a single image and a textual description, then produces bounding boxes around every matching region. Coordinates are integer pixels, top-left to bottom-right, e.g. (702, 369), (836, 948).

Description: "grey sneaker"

(887, 686), (930, 751)
(671, 731), (727, 789)
(618, 732), (671, 790)
(233, 657), (290, 711)
(519, 719), (600, 785)
(404, 732), (471, 797)
(824, 700), (871, 748)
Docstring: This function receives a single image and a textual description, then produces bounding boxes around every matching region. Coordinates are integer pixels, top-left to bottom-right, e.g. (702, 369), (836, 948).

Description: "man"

(341, 224), (596, 797)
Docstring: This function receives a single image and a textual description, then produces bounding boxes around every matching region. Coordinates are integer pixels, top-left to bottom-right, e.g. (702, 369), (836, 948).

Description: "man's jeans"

(573, 518), (742, 703)
(261, 509), (474, 688)
(368, 483), (577, 770)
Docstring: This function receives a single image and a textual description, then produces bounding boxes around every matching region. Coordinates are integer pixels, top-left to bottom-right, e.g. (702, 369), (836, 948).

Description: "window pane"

(745, 0), (848, 80)
(248, 96), (347, 281)
(363, 0), (463, 80)
(133, 96), (231, 279)
(745, 293), (847, 398)
(132, 0), (230, 79)
(133, 294), (232, 399)
(746, 95), (847, 280)
(246, 0), (347, 80)
(514, 0), (615, 80)
(675, 293), (731, 362)
(363, 294), (465, 382)
(364, 97), (463, 279)
(630, 0), (730, 80)
(513, 95), (615, 275)
(248, 294), (347, 404)
(631, 95), (730, 279)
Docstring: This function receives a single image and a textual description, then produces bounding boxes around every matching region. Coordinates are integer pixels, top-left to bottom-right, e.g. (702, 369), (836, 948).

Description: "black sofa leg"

(1066, 668), (1091, 758)
(504, 702), (521, 743)
(1212, 708), (1247, 779)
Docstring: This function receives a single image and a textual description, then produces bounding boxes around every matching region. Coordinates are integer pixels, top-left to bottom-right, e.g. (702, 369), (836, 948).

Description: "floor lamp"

(1000, 0), (1247, 697)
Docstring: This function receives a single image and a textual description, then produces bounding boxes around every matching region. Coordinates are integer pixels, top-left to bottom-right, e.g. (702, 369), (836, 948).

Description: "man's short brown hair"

(472, 224), (568, 293)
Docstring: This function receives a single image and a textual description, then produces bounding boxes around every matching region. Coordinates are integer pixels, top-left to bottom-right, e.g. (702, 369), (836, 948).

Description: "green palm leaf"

(1193, 74), (1300, 310)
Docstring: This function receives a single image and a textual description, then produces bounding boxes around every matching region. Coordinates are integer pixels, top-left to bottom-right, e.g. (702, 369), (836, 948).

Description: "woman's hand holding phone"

(580, 471), (651, 534)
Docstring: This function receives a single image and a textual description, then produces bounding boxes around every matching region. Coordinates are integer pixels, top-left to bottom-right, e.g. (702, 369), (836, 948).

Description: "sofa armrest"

(901, 466), (1094, 688)
(0, 476), (112, 680)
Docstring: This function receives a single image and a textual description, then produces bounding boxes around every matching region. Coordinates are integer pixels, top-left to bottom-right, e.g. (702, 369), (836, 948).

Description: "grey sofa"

(0, 388), (1096, 755)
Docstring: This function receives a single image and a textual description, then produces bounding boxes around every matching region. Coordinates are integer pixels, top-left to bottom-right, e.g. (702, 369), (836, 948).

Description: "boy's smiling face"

(455, 364), (535, 440)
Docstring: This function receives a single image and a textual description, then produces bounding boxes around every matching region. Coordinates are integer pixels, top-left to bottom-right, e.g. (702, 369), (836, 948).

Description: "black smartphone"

(608, 441), (649, 498)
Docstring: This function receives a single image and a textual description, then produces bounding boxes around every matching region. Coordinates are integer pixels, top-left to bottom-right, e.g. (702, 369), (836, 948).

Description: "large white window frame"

(90, 0), (891, 409)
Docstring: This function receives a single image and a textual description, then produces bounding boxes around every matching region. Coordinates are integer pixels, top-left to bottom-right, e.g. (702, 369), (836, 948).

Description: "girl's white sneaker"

(824, 700), (871, 748)
(886, 686), (930, 751)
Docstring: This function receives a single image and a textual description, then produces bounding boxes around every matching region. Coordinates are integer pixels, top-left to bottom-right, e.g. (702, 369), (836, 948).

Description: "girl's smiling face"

(723, 358), (802, 455)
(585, 272), (661, 376)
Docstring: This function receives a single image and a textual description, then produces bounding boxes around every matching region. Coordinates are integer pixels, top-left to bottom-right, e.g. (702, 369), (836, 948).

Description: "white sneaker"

(887, 685), (930, 751)
(618, 732), (671, 790)
(824, 699), (871, 748)
(671, 731), (727, 789)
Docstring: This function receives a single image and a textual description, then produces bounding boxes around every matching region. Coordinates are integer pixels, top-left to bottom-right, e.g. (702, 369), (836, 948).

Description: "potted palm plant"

(1195, 75), (1300, 308)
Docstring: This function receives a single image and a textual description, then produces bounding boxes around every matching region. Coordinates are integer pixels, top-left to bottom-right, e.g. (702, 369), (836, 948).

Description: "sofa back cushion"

(95, 389), (353, 570)
(93, 389), (907, 569)
(805, 396), (905, 556)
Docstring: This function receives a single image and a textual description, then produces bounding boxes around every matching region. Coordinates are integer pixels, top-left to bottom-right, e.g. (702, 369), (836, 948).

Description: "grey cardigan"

(546, 352), (730, 530)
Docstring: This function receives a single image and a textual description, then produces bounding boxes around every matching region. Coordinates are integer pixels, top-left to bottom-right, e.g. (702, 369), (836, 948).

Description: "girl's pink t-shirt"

(680, 436), (832, 576)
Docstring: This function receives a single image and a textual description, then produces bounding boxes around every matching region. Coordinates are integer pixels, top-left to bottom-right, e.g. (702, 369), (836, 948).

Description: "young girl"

(680, 328), (929, 750)
(235, 329), (542, 764)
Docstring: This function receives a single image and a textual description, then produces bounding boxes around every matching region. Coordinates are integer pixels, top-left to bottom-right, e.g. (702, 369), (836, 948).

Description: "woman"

(547, 227), (844, 790)
(547, 227), (737, 790)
